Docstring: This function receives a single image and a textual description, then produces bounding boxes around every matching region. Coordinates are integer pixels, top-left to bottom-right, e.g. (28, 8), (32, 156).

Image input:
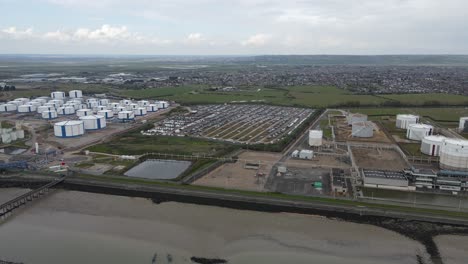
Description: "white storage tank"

(129, 103), (139, 110)
(79, 115), (106, 130)
(115, 106), (126, 113)
(352, 121), (374, 138)
(308, 130), (323, 146)
(76, 109), (92, 117)
(0, 103), (18, 112)
(110, 102), (120, 109)
(120, 99), (132, 106)
(37, 105), (55, 113)
(17, 104), (37, 113)
(14, 98), (30, 104)
(421, 135), (446, 157)
(96, 105), (107, 111)
(54, 120), (85, 138)
(118, 111), (135, 121)
(7, 101), (22, 107)
(157, 101), (169, 109)
(1, 134), (11, 144)
(407, 124), (433, 141)
(347, 113), (368, 125)
(51, 91), (66, 99)
(134, 107), (147, 116)
(396, 114), (419, 129)
(57, 106), (75, 115)
(69, 90), (83, 98)
(146, 104), (158, 112)
(32, 98), (47, 105)
(440, 139), (468, 171)
(459, 117), (468, 133)
(28, 101), (42, 108)
(87, 101), (99, 109)
(98, 110), (113, 119)
(99, 99), (110, 106)
(49, 99), (64, 107)
(138, 100), (150, 107)
(16, 129), (25, 139)
(45, 101), (59, 108)
(42, 110), (58, 120)
(9, 131), (17, 141)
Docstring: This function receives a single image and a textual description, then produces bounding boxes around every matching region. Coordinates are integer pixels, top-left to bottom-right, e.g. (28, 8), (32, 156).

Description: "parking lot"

(144, 104), (314, 144)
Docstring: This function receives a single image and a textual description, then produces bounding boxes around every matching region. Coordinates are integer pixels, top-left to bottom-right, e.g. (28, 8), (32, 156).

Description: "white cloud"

(0, 27), (34, 39)
(241, 34), (271, 47)
(185, 33), (205, 44)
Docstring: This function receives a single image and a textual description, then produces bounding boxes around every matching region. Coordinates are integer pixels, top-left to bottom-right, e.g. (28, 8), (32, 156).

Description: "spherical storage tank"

(352, 121), (374, 138)
(51, 91), (66, 99)
(98, 110), (113, 119)
(54, 120), (85, 138)
(347, 113), (368, 125)
(76, 109), (92, 117)
(79, 115), (106, 130)
(396, 114), (419, 129)
(146, 104), (158, 112)
(440, 139), (468, 171)
(406, 124), (433, 141)
(459, 117), (468, 132)
(134, 107), (147, 116)
(421, 135), (446, 157)
(69, 90), (83, 98)
(57, 106), (75, 115)
(17, 104), (37, 113)
(0, 104), (17, 112)
(118, 111), (135, 121)
(42, 110), (58, 120)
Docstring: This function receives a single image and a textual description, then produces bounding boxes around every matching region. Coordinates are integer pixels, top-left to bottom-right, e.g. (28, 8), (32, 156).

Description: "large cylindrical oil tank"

(137, 100), (150, 107)
(14, 98), (30, 105)
(87, 101), (99, 109)
(351, 121), (374, 138)
(95, 105), (107, 111)
(49, 99), (64, 107)
(28, 101), (42, 108)
(99, 99), (110, 106)
(396, 114), (419, 129)
(421, 135), (446, 156)
(37, 105), (55, 113)
(16, 130), (25, 139)
(407, 124), (433, 141)
(57, 106), (75, 115)
(31, 98), (47, 105)
(129, 103), (139, 110)
(76, 109), (92, 117)
(42, 110), (58, 120)
(109, 102), (120, 109)
(118, 111), (135, 121)
(347, 113), (368, 125)
(17, 104), (37, 113)
(156, 101), (169, 109)
(115, 106), (126, 113)
(69, 90), (83, 98)
(51, 91), (66, 99)
(146, 104), (158, 112)
(459, 117), (468, 133)
(98, 110), (113, 119)
(120, 99), (132, 106)
(7, 101), (22, 107)
(308, 130), (323, 146)
(0, 104), (18, 112)
(54, 120), (85, 138)
(440, 139), (468, 171)
(79, 115), (106, 130)
(134, 107), (147, 116)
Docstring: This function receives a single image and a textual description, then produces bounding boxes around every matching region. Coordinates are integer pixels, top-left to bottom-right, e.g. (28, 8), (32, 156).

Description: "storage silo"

(17, 104), (37, 113)
(14, 98), (30, 104)
(37, 105), (54, 113)
(87, 101), (99, 109)
(120, 99), (132, 106)
(98, 110), (113, 119)
(51, 91), (66, 99)
(347, 113), (368, 125)
(57, 106), (75, 115)
(459, 117), (468, 132)
(7, 101), (22, 107)
(86, 98), (98, 104)
(54, 120), (85, 138)
(69, 90), (83, 98)
(49, 99), (64, 107)
(99, 99), (109, 106)
(406, 124), (433, 141)
(134, 107), (147, 116)
(352, 121), (374, 138)
(42, 110), (58, 120)
(396, 114), (419, 129)
(28, 101), (42, 108)
(115, 106), (126, 113)
(79, 115), (106, 130)
(45, 101), (59, 109)
(129, 103), (139, 110)
(110, 102), (120, 109)
(146, 104), (158, 112)
(76, 109), (92, 117)
(421, 135), (446, 156)
(118, 111), (135, 121)
(157, 101), (169, 109)
(0, 103), (18, 112)
(96, 105), (107, 111)
(32, 98), (47, 105)
(138, 100), (150, 107)
(440, 139), (468, 171)
(308, 130), (323, 146)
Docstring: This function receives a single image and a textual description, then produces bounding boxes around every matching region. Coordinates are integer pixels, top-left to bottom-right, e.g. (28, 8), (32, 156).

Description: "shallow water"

(124, 159), (191, 179)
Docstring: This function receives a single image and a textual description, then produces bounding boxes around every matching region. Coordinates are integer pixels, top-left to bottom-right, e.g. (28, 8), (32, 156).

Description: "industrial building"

(459, 117), (468, 132)
(396, 114), (419, 129)
(363, 169), (414, 191)
(420, 135), (446, 156)
(299, 150), (313, 160)
(440, 139), (468, 172)
(54, 121), (85, 138)
(406, 124), (433, 141)
(308, 130), (323, 146)
(347, 113), (368, 125)
(351, 121), (374, 138)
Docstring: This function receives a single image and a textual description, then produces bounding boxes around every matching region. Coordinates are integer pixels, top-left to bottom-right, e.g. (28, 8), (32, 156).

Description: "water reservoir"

(124, 159), (191, 180)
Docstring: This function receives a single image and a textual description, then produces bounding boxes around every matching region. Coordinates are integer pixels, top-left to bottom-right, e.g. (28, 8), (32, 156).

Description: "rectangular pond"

(124, 159), (192, 180)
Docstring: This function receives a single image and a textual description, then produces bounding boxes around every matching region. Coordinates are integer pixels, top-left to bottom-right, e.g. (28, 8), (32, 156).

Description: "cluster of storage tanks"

(0, 124), (25, 144)
(419, 135), (468, 172)
(395, 114), (434, 141)
(347, 113), (374, 138)
(0, 90), (170, 139)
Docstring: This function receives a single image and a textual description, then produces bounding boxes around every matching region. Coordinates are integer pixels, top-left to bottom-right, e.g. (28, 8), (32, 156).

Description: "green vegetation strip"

(76, 173), (468, 220)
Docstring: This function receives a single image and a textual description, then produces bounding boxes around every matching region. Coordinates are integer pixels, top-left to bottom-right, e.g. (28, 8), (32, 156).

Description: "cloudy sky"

(0, 0), (467, 55)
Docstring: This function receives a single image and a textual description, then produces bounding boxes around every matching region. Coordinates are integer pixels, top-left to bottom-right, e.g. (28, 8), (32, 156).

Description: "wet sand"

(434, 235), (468, 264)
(0, 188), (433, 264)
